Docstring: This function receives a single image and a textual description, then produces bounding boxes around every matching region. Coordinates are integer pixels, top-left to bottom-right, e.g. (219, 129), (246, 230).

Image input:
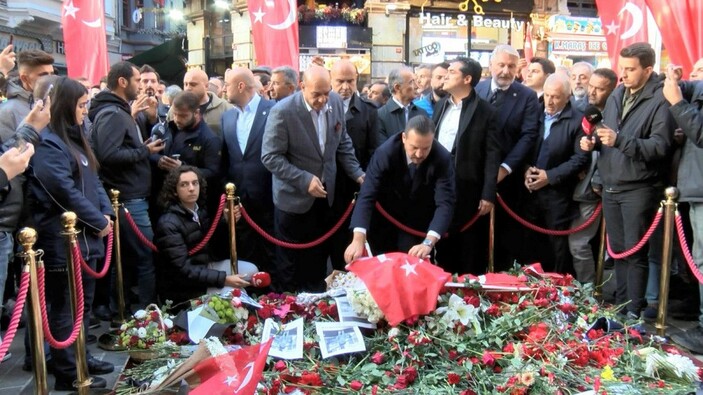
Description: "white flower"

(137, 327), (147, 338)
(134, 310), (147, 320)
(646, 351), (699, 383)
(163, 318), (173, 329)
(387, 327), (400, 340)
(437, 294), (481, 333)
(120, 324), (128, 331)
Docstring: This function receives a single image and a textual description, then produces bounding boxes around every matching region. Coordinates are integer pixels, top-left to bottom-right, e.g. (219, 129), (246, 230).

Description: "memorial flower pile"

(117, 305), (174, 350)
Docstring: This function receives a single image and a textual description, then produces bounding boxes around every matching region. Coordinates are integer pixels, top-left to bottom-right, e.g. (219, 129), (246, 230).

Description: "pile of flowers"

(117, 273), (702, 394)
(298, 4), (366, 25)
(117, 305), (174, 349)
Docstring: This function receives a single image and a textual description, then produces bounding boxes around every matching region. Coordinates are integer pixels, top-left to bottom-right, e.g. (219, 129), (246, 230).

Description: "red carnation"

(350, 380), (363, 391)
(371, 351), (385, 364)
(447, 372), (461, 385)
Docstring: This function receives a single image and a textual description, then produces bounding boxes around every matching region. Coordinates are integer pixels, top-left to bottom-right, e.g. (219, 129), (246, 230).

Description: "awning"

(128, 37), (188, 85)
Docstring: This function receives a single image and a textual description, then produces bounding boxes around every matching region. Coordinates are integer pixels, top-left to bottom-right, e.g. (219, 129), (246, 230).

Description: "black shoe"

(22, 359), (55, 373)
(87, 357), (115, 375)
(643, 305), (658, 322)
(93, 305), (113, 322)
(55, 375), (107, 391)
(86, 334), (98, 345)
(89, 316), (101, 330)
(668, 299), (699, 321)
(672, 326), (703, 355)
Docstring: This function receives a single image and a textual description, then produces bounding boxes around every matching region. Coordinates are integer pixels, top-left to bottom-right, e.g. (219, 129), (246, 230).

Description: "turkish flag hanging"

(645, 0), (703, 77)
(346, 253), (452, 326)
(246, 0), (300, 71)
(61, 0), (109, 86)
(190, 339), (273, 395)
(595, 0), (650, 72)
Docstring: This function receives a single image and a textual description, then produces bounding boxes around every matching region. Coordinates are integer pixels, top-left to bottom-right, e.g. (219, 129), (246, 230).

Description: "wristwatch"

(422, 238), (433, 248)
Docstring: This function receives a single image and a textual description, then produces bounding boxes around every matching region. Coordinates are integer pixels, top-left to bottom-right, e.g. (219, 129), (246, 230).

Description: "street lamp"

(214, 0), (230, 9)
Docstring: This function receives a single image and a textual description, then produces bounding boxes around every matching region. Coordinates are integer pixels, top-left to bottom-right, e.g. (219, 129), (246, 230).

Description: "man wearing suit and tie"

(523, 74), (589, 274)
(377, 67), (428, 143)
(344, 115), (455, 263)
(221, 67), (276, 272)
(475, 44), (540, 270)
(262, 66), (365, 292)
(432, 57), (501, 275)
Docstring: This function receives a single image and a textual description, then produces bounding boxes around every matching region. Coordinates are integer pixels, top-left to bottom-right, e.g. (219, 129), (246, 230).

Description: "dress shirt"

(303, 97), (328, 155)
(437, 98), (462, 152)
(235, 94), (261, 154)
(343, 97), (351, 113)
(392, 97), (410, 124)
(543, 110), (561, 141)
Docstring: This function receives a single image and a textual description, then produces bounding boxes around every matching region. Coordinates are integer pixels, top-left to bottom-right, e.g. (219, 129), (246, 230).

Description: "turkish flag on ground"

(645, 0), (703, 77)
(346, 253), (452, 326)
(190, 339), (273, 395)
(595, 0), (650, 72)
(246, 0), (300, 71)
(61, 0), (109, 86)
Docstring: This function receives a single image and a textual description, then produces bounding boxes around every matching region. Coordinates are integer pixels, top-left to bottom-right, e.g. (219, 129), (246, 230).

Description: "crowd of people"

(0, 40), (703, 388)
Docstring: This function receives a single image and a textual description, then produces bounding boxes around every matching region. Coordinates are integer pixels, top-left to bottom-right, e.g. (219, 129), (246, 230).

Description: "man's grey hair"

(415, 64), (431, 73)
(491, 45), (519, 60)
(571, 61), (595, 75)
(388, 67), (412, 94)
(544, 73), (571, 96)
(272, 66), (299, 86)
(164, 85), (183, 101)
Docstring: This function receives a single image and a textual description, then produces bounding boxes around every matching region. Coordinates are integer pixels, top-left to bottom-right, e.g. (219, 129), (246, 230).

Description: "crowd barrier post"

(61, 212), (91, 394)
(488, 208), (495, 273)
(594, 218), (607, 300)
(18, 228), (48, 395)
(656, 187), (678, 336)
(226, 183), (239, 275)
(110, 189), (126, 324)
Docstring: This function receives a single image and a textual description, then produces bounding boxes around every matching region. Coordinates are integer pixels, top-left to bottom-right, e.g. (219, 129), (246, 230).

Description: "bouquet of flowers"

(297, 4), (366, 25)
(193, 289), (250, 325)
(117, 304), (174, 350)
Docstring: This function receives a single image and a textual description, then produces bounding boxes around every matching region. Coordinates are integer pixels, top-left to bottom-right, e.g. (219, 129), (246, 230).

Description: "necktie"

(408, 163), (417, 180)
(489, 89), (503, 107)
(404, 106), (410, 125)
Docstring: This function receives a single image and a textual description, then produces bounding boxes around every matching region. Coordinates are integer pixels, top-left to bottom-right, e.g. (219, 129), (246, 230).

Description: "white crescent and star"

(252, 0), (297, 30)
(618, 2), (643, 40)
(400, 261), (417, 276)
(63, 0), (102, 28)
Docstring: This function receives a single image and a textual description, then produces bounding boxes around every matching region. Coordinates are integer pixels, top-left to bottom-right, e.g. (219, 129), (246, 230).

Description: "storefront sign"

(552, 39), (607, 53)
(418, 12), (523, 31)
(316, 26), (347, 49)
(549, 15), (602, 36)
(412, 42), (441, 57)
(472, 15), (524, 31)
(0, 33), (45, 52)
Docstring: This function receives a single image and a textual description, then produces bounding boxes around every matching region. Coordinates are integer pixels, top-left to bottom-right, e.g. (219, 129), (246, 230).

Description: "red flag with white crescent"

(595, 0), (649, 72)
(61, 0), (109, 86)
(191, 339), (273, 394)
(246, 0), (300, 71)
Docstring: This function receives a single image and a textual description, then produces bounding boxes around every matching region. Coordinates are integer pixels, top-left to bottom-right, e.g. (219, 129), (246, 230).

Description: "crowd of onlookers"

(1, 41), (703, 388)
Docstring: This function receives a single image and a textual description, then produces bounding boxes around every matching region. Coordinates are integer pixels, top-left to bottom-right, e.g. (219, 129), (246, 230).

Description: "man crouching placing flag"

(344, 115), (455, 263)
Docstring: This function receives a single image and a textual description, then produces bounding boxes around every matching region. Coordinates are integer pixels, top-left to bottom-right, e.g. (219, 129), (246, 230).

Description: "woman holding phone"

(26, 76), (115, 391)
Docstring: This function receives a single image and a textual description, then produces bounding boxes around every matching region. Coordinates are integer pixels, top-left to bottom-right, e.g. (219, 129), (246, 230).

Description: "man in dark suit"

(221, 67), (276, 272)
(262, 65), (364, 292)
(523, 74), (589, 274)
(377, 67), (428, 143)
(475, 44), (540, 270)
(344, 115), (455, 263)
(329, 59), (380, 270)
(433, 57), (501, 275)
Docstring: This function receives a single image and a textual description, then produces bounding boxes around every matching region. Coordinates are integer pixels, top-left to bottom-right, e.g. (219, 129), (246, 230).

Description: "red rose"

(447, 372), (461, 385)
(371, 351), (385, 364)
(274, 360), (287, 371)
(350, 380), (363, 391)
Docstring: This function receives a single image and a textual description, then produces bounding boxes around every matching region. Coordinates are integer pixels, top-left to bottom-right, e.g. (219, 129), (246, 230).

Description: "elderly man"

(415, 64), (432, 97)
(221, 67), (276, 272)
(377, 67), (428, 143)
(570, 61), (594, 111)
(367, 81), (390, 106)
(261, 65), (364, 292)
(270, 66), (298, 101)
(523, 74), (589, 274)
(182, 69), (233, 136)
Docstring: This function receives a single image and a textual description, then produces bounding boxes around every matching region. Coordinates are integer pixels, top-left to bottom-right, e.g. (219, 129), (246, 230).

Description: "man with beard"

(269, 66), (298, 102)
(182, 69), (233, 136)
(570, 62), (594, 111)
(414, 62), (449, 117)
(90, 61), (166, 309)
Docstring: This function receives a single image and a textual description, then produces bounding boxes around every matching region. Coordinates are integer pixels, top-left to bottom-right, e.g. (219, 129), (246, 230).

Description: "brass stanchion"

(656, 187), (678, 337)
(488, 208), (495, 273)
(18, 228), (48, 395)
(594, 217), (607, 300)
(226, 183), (239, 275)
(110, 189), (126, 324)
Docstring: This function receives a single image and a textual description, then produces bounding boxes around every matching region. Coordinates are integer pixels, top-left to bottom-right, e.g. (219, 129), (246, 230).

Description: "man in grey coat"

(261, 65), (364, 292)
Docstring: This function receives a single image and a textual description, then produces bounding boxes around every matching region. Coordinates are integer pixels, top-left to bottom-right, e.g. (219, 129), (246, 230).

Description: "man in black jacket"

(432, 57), (500, 275)
(90, 61), (165, 309)
(377, 67), (428, 143)
(523, 74), (589, 274)
(580, 43), (674, 320)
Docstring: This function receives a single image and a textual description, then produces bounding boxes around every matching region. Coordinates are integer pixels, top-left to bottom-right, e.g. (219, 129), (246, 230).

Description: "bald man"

(182, 69), (233, 136)
(262, 65), (364, 292)
(329, 59), (380, 270)
(221, 67), (276, 272)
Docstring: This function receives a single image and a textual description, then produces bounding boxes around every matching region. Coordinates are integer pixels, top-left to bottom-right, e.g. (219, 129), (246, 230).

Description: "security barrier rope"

(76, 230), (114, 279)
(124, 194), (226, 255)
(606, 208), (663, 260)
(37, 248), (85, 349)
(496, 194), (603, 236)
(240, 199), (355, 249)
(374, 203), (482, 238)
(0, 272), (30, 362)
(675, 212), (703, 284)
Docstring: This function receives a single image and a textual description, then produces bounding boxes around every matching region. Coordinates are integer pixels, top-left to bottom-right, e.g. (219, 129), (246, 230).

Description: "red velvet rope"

(496, 194), (603, 236)
(124, 194), (226, 255)
(0, 271), (30, 362)
(675, 212), (703, 284)
(240, 199), (355, 249)
(606, 208), (663, 260)
(37, 250), (85, 349)
(374, 203), (482, 238)
(76, 230), (113, 279)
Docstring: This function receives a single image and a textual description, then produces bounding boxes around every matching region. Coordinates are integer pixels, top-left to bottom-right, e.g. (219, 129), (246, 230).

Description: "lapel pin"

(513, 93), (517, 97)
(263, 111), (267, 115)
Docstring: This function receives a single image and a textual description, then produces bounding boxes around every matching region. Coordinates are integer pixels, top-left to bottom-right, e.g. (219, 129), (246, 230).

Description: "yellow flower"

(601, 365), (616, 381)
(520, 371), (535, 386)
